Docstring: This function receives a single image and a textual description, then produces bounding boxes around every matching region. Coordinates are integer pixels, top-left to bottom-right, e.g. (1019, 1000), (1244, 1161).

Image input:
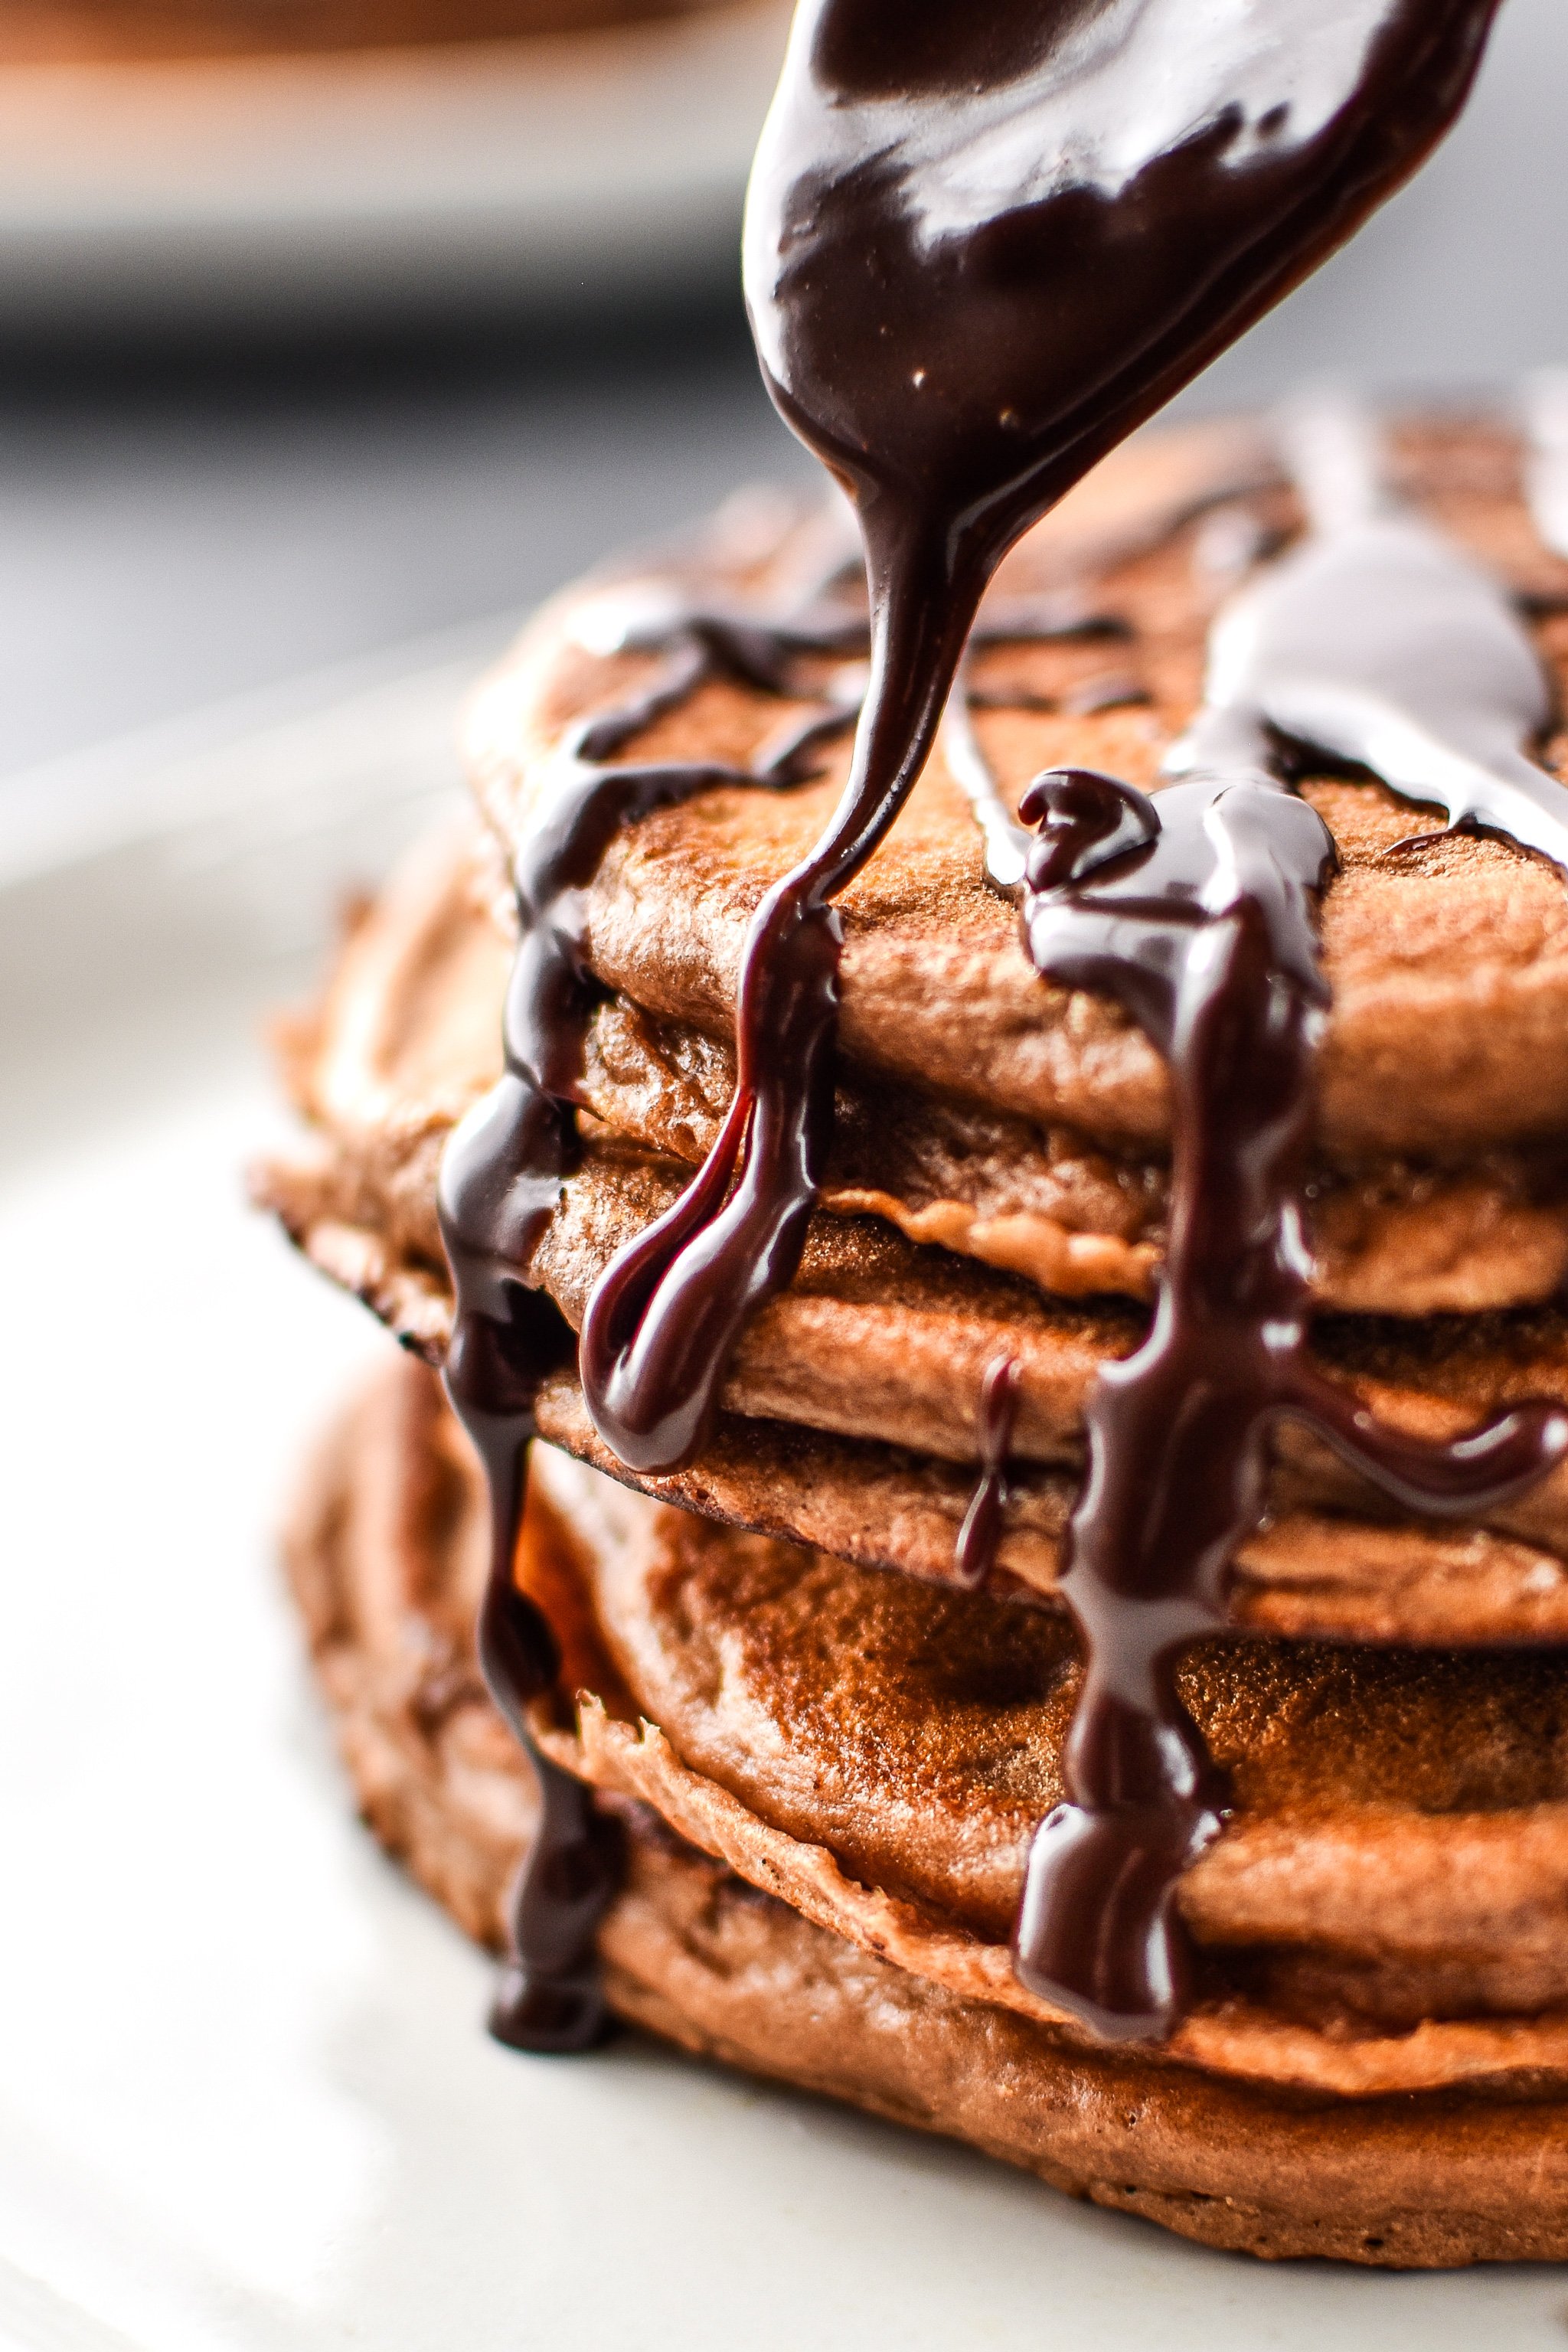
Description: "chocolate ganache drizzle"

(955, 1354), (1024, 1590)
(439, 572), (873, 2047)
(958, 401), (1568, 2038)
(441, 550), (1113, 2045)
(439, 0), (1530, 2051)
(578, 0), (1507, 1475)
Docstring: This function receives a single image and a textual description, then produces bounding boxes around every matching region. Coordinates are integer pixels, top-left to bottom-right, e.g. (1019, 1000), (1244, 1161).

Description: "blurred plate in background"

(0, 0), (789, 334)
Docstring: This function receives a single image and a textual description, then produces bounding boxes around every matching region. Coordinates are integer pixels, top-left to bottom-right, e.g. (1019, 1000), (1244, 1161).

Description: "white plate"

(2, 671), (1566, 2350)
(0, 4), (789, 332)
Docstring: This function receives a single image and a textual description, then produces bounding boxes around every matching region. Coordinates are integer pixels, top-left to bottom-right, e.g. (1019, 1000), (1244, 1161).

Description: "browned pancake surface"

(280, 1352), (1568, 2264)
(295, 1352), (1568, 2067)
(255, 796), (1568, 1644)
(466, 419), (1568, 1161)
(263, 823), (1568, 1328)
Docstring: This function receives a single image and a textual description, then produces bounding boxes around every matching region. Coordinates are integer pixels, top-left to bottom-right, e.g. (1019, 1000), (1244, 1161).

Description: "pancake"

(256, 418), (1568, 1375)
(283, 1350), (1568, 2265)
(462, 417), (1568, 1165)
(256, 790), (1568, 1645)
(266, 824), (1568, 1321)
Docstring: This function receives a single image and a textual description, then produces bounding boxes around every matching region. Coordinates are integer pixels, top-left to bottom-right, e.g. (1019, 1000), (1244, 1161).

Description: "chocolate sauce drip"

(1175, 404), (1568, 864)
(953, 416), (1568, 2038)
(442, 0), (1517, 2050)
(747, 0), (1501, 582)
(955, 1354), (1022, 1589)
(573, 591), (1109, 1472)
(439, 551), (1115, 2041)
(473, 1482), (619, 2052)
(571, 0), (1504, 1481)
(438, 582), (871, 2047)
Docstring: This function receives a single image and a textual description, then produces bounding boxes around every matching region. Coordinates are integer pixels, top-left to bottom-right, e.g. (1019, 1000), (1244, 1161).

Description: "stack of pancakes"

(260, 415), (1568, 2266)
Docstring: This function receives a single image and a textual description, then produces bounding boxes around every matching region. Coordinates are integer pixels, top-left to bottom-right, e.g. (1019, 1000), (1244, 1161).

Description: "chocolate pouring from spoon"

(576, 0), (1508, 1481)
(446, 0), (1525, 2051)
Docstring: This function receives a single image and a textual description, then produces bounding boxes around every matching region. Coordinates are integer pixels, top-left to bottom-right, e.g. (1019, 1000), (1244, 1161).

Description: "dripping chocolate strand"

(573, 590), (1115, 1474)
(440, 539), (1119, 2046)
(438, 563), (875, 2050)
(954, 405), (1568, 2041)
(955, 1354), (1022, 1589)
(473, 1517), (618, 2052)
(443, 0), (1514, 2050)
(573, 0), (1507, 1483)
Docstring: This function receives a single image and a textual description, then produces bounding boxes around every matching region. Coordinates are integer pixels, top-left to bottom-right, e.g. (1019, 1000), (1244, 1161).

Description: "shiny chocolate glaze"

(959, 411), (1568, 2036)
(438, 0), (1524, 2048)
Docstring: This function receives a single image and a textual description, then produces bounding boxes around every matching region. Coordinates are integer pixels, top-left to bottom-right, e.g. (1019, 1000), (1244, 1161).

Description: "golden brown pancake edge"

(281, 1352), (1568, 2266)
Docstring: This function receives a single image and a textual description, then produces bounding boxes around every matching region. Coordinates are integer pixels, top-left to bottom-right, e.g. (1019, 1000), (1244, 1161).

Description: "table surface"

(0, 0), (1563, 792)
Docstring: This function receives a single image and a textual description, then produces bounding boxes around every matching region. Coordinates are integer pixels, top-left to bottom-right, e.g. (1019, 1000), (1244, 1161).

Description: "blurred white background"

(0, 0), (1563, 786)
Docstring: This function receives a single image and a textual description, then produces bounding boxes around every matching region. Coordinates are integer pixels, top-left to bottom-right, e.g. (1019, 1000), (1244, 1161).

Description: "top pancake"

(256, 410), (1568, 1651)
(467, 415), (1568, 1163)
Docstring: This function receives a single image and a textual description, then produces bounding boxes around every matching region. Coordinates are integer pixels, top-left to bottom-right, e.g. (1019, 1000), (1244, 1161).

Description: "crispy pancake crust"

(283, 1353), (1568, 2265)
